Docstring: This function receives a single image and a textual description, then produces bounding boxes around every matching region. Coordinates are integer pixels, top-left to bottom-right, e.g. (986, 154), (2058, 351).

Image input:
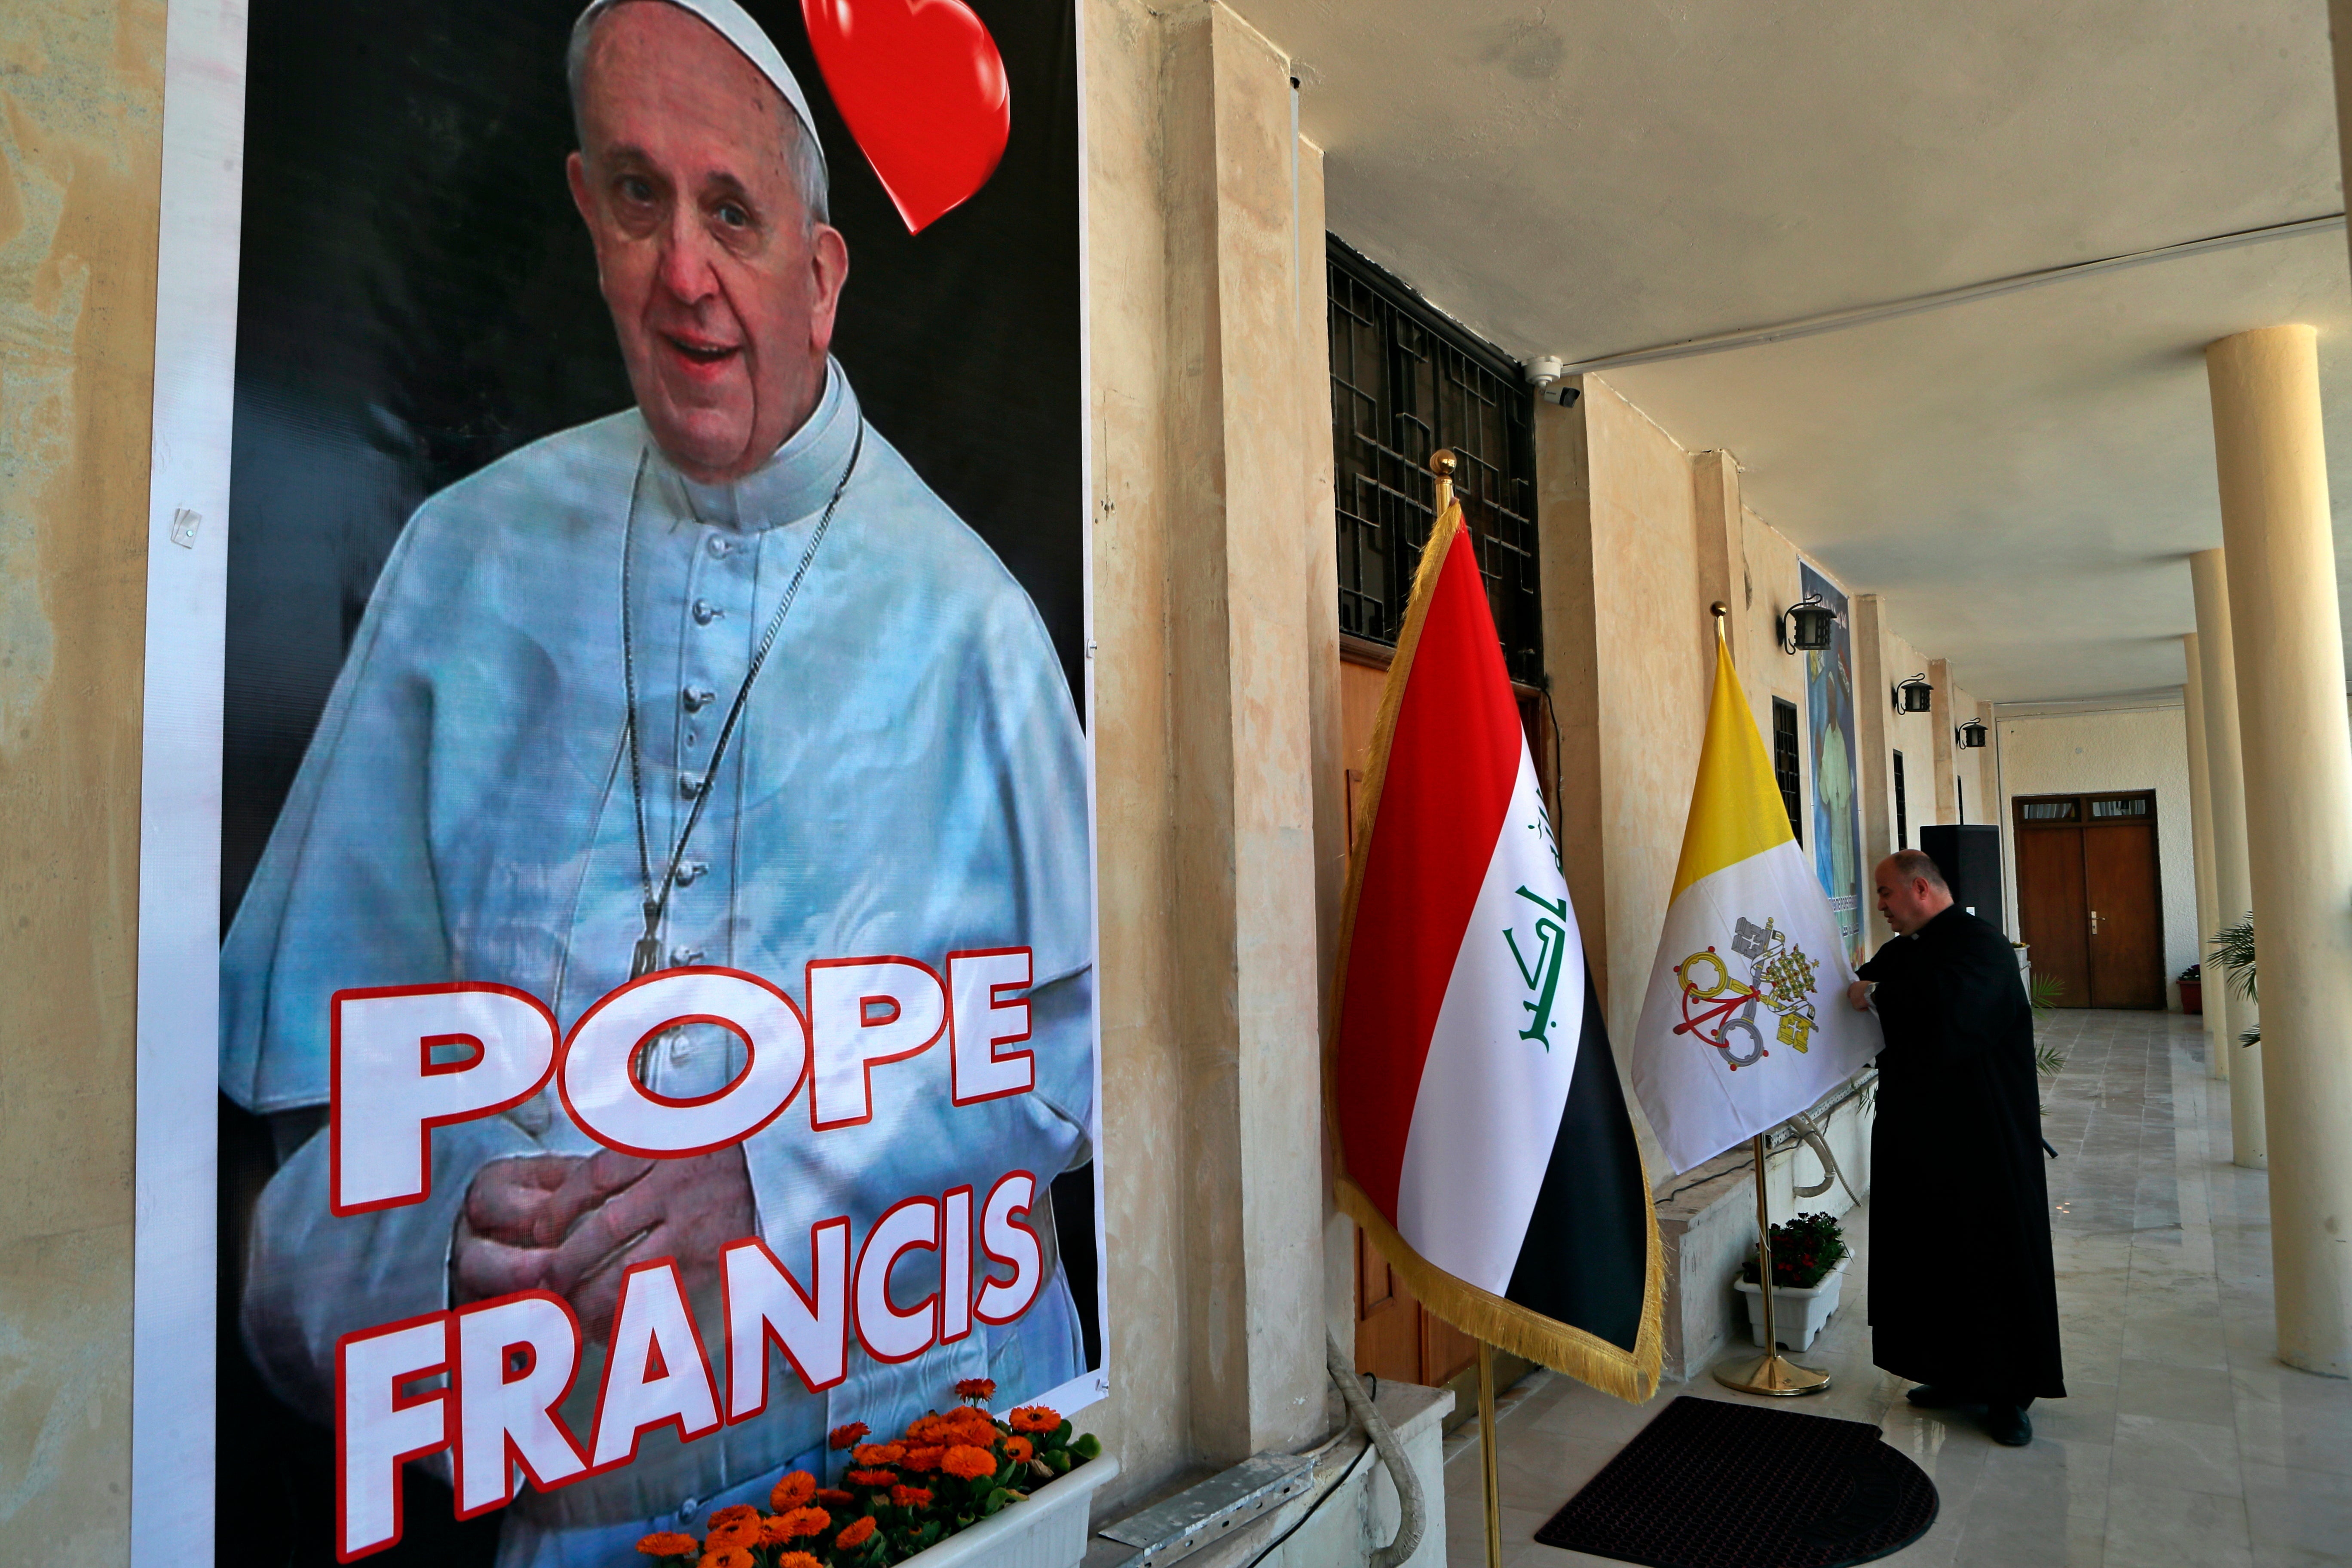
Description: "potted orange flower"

(637, 1378), (1114, 1568)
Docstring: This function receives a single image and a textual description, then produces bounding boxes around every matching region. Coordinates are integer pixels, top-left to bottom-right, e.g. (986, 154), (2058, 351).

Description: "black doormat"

(1533, 1396), (1938, 1568)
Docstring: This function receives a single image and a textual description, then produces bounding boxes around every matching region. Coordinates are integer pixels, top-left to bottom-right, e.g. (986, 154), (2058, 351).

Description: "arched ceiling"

(1250, 0), (2352, 700)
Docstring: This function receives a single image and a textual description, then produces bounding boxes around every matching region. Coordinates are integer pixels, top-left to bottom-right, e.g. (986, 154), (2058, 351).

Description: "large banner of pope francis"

(141, 1), (1101, 1563)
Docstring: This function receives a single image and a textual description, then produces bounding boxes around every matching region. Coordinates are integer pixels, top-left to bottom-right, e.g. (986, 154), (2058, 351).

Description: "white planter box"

(1733, 1258), (1848, 1352)
(895, 1455), (1121, 1568)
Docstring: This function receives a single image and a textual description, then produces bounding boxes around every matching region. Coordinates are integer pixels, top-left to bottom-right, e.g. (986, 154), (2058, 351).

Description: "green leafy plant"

(1740, 1210), (1848, 1290)
(2027, 972), (2065, 1018)
(2028, 974), (2068, 1079)
(2212, 914), (2259, 1048)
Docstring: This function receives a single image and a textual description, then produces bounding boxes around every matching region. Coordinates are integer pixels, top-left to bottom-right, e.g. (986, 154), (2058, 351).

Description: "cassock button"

(675, 859), (709, 887)
(706, 535), (732, 558)
(693, 598), (722, 625)
(683, 686), (716, 711)
(679, 771), (704, 798)
(669, 945), (704, 968)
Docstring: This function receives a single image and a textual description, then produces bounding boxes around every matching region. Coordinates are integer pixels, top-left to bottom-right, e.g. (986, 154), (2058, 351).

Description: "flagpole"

(1478, 1342), (1503, 1568)
(1704, 602), (1832, 1398)
(1429, 446), (1510, 1568)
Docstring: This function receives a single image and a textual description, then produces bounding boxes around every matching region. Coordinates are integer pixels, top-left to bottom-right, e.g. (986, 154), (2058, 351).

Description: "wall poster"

(1800, 564), (1863, 962)
(141, 1), (1102, 1563)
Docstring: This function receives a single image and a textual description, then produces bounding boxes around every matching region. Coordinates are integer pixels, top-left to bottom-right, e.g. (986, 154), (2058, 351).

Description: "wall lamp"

(1779, 592), (1838, 653)
(1957, 719), (1988, 750)
(1893, 674), (1933, 714)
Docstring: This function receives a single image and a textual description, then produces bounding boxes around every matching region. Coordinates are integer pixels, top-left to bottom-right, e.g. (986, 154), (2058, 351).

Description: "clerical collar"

(659, 357), (861, 534)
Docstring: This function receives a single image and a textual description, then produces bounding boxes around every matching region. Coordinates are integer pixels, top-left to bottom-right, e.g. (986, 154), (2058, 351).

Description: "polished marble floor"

(1442, 1009), (2352, 1568)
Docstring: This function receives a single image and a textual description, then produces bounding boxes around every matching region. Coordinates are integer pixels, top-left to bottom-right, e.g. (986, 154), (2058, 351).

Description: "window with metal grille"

(1327, 236), (1542, 684)
(1772, 698), (1802, 843)
(1893, 750), (1909, 850)
(2021, 799), (2078, 822)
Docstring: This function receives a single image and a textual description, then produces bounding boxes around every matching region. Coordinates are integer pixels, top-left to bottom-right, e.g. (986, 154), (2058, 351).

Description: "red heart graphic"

(802, 0), (1011, 235)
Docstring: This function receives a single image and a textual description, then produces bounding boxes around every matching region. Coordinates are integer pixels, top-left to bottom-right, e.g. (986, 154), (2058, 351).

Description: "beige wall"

(1850, 603), (1942, 944)
(0, 0), (163, 1558)
(1535, 377), (1996, 1158)
(1734, 505), (1822, 854)
(1994, 703), (2200, 1005)
(1539, 376), (1716, 1170)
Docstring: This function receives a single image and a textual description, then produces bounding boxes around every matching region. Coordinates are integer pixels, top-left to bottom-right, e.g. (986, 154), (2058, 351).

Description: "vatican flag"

(1629, 630), (1883, 1173)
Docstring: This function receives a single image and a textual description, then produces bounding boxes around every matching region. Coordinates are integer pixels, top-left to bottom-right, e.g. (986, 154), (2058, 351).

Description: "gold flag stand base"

(1713, 1348), (1833, 1396)
(1711, 1130), (1832, 1398)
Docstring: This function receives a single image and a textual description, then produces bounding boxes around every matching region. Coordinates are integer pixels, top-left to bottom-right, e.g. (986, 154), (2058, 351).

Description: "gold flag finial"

(1430, 448), (1457, 515)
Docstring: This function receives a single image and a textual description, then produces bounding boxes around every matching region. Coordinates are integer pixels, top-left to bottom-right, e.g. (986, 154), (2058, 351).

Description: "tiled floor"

(1443, 1009), (2352, 1568)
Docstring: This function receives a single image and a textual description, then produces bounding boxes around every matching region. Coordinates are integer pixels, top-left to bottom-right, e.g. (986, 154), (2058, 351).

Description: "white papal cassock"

(221, 362), (1095, 1567)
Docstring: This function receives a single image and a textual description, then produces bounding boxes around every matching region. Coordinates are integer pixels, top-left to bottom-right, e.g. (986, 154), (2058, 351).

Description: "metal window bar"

(1327, 239), (1543, 684)
(1893, 750), (1909, 850)
(1772, 698), (1802, 843)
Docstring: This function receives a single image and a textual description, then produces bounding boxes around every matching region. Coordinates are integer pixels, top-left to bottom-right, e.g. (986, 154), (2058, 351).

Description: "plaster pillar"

(1535, 389), (1609, 988)
(1929, 658), (1957, 823)
(1158, 0), (1329, 1455)
(2190, 550), (2263, 1165)
(2207, 325), (2352, 1374)
(1852, 595), (1895, 945)
(1295, 132), (1358, 1363)
(1693, 450), (1746, 667)
(1972, 698), (1994, 825)
(2181, 636), (2227, 1080)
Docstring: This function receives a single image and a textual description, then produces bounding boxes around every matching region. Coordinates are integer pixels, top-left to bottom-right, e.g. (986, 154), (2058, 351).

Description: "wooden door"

(2012, 791), (2164, 1010)
(1354, 1224), (1420, 1379)
(2015, 818), (2089, 1007)
(2084, 808), (2164, 1008)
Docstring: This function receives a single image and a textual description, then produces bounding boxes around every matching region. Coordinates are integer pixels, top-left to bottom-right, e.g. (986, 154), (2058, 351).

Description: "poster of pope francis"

(207, 1), (1097, 1563)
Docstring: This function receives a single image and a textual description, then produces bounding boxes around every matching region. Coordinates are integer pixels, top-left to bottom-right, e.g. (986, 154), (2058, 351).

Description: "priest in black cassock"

(1846, 849), (2065, 1446)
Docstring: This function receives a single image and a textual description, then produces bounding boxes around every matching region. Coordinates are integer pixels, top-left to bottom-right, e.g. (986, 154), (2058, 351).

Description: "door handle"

(2089, 909), (2101, 936)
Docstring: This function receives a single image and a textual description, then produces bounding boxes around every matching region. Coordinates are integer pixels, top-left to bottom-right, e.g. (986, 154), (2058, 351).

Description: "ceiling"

(1253, 0), (2352, 701)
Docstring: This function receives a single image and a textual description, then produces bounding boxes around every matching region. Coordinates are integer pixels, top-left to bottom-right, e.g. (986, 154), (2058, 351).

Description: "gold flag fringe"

(1324, 501), (1666, 1405)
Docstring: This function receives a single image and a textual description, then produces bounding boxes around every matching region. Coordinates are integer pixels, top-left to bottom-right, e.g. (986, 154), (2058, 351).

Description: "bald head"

(1874, 851), (1953, 936)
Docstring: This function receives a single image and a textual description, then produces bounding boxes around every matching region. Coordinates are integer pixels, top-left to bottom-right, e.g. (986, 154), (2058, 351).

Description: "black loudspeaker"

(1921, 824), (2005, 935)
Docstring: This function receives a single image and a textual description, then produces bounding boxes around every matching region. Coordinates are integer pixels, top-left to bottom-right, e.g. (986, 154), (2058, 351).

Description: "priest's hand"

(1847, 980), (1874, 1011)
(452, 1153), (584, 1305)
(539, 1145), (758, 1340)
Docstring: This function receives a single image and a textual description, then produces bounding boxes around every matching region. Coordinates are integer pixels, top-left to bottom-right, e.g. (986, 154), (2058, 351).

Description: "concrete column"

(1295, 132), (1359, 1363)
(2190, 551), (2264, 1165)
(2207, 325), (2352, 1374)
(1160, 0), (1329, 1455)
(1972, 698), (1994, 825)
(1693, 450), (1746, 665)
(1535, 390), (1610, 989)
(2181, 636), (2227, 1081)
(1852, 595), (1895, 944)
(1929, 658), (1957, 823)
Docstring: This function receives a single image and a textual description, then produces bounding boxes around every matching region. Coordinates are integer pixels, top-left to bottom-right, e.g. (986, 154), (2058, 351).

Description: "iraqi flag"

(1629, 632), (1883, 1173)
(1329, 497), (1661, 1401)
